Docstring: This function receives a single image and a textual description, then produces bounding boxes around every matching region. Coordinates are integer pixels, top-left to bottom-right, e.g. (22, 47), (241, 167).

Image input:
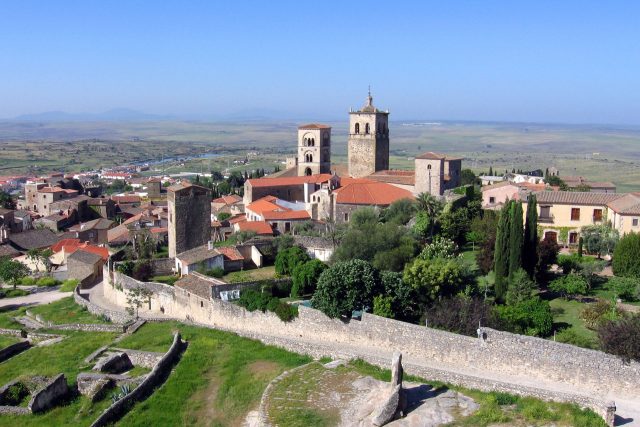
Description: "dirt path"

(0, 289), (72, 309)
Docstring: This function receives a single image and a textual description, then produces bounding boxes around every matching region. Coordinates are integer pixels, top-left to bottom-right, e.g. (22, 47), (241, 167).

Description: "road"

(0, 289), (72, 310)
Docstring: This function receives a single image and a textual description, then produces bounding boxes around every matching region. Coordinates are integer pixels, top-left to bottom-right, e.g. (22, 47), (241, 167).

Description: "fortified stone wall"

(100, 271), (640, 413)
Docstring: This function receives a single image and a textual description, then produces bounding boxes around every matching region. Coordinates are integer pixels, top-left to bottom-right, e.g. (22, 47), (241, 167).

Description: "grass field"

(28, 297), (110, 325)
(0, 334), (20, 348)
(222, 265), (277, 283)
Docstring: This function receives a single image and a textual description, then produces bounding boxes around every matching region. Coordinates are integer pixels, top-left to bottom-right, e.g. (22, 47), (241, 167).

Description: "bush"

(373, 295), (394, 318)
(217, 212), (232, 221)
(424, 296), (498, 336)
(597, 314), (640, 362)
(549, 274), (588, 299)
(494, 297), (553, 337)
(204, 267), (225, 278)
(117, 261), (135, 276)
(236, 288), (298, 322)
(19, 276), (36, 286)
(607, 276), (640, 301)
(132, 260), (154, 282)
(612, 232), (640, 277)
(555, 329), (598, 349)
(3, 382), (29, 406)
(506, 268), (537, 306)
(36, 277), (59, 287)
(60, 279), (80, 292)
(274, 246), (310, 276)
(418, 236), (458, 260)
(581, 300), (615, 330)
(536, 237), (559, 277)
(290, 259), (326, 298)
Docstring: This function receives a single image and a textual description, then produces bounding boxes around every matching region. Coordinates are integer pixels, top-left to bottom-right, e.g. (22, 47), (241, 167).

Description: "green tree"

(403, 257), (466, 303)
(494, 297), (553, 337)
(126, 286), (154, 319)
(0, 257), (29, 290)
(275, 246), (310, 276)
(494, 201), (512, 302)
(0, 191), (15, 209)
(311, 260), (382, 318)
(413, 193), (443, 240)
(380, 271), (416, 321)
(522, 194), (538, 277)
(418, 236), (457, 260)
(290, 259), (327, 298)
(26, 248), (53, 273)
(607, 276), (640, 301)
(373, 295), (394, 318)
(506, 268), (536, 306)
(612, 232), (640, 277)
(460, 169), (477, 186)
(380, 198), (416, 225)
(549, 274), (589, 299)
(581, 224), (619, 258)
(508, 201), (524, 278)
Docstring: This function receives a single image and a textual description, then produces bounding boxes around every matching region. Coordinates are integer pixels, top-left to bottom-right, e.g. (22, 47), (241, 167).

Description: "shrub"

(274, 246), (310, 276)
(549, 274), (588, 299)
(290, 259), (327, 298)
(236, 288), (298, 322)
(19, 276), (36, 286)
(3, 382), (29, 406)
(36, 277), (59, 287)
(581, 300), (615, 330)
(132, 260), (154, 282)
(204, 267), (225, 278)
(494, 297), (553, 337)
(536, 237), (559, 277)
(612, 232), (640, 277)
(424, 296), (498, 336)
(60, 279), (80, 292)
(597, 314), (640, 362)
(117, 261), (135, 276)
(273, 302), (298, 322)
(217, 212), (232, 221)
(506, 268), (537, 306)
(607, 276), (640, 301)
(418, 236), (458, 260)
(373, 295), (394, 318)
(555, 329), (598, 349)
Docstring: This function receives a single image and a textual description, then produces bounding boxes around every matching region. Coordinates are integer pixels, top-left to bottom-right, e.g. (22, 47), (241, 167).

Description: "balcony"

(539, 214), (554, 224)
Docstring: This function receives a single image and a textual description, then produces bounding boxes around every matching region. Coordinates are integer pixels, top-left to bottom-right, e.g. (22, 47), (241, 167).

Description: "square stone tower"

(297, 124), (332, 176)
(414, 153), (445, 196)
(348, 91), (390, 178)
(168, 182), (212, 258)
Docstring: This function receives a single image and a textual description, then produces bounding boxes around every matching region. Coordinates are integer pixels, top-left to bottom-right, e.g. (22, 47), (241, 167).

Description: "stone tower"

(167, 182), (212, 258)
(348, 90), (390, 178)
(297, 124), (331, 176)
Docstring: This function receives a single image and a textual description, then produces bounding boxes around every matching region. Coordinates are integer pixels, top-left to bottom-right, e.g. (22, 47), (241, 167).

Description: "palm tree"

(415, 192), (444, 240)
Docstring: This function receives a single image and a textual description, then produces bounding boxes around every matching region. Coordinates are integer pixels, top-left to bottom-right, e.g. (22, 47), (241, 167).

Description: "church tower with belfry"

(296, 123), (332, 176)
(348, 89), (390, 178)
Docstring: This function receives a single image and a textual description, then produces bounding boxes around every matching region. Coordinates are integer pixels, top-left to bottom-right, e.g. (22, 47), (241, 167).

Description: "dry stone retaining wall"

(74, 285), (132, 324)
(0, 341), (30, 363)
(28, 374), (69, 413)
(90, 332), (184, 427)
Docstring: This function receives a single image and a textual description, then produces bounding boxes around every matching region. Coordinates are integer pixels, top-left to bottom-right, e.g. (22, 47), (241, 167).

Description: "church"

(242, 92), (462, 228)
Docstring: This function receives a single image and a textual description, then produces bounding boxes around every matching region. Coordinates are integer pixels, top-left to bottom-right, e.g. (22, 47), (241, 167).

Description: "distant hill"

(13, 108), (174, 122)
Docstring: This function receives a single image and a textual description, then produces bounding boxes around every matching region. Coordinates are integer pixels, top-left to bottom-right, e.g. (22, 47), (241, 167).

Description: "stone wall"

(101, 270), (639, 423)
(0, 341), (30, 363)
(28, 374), (69, 413)
(74, 285), (132, 324)
(90, 333), (184, 427)
(114, 349), (164, 369)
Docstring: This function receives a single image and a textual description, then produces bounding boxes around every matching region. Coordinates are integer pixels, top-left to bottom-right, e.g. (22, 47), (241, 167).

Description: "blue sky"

(1, 1), (639, 124)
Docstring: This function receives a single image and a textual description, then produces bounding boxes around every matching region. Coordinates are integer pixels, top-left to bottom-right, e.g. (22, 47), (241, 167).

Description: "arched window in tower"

(355, 123), (360, 134)
(311, 138), (315, 147)
(305, 167), (312, 176)
(365, 123), (370, 134)
(305, 153), (313, 163)
(427, 164), (432, 170)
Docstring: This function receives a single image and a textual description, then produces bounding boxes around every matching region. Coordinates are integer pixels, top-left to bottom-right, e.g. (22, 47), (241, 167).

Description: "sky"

(1, 1), (639, 124)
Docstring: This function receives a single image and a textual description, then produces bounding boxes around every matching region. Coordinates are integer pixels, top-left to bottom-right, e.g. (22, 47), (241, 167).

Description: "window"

(427, 164), (431, 170)
(365, 123), (370, 134)
(285, 222), (291, 232)
(355, 123), (360, 134)
(489, 197), (496, 204)
(305, 153), (313, 163)
(593, 209), (603, 222)
(571, 208), (580, 221)
(200, 301), (204, 308)
(540, 206), (551, 219)
(569, 232), (578, 244)
(344, 212), (349, 221)
(633, 218), (639, 227)
(305, 167), (312, 176)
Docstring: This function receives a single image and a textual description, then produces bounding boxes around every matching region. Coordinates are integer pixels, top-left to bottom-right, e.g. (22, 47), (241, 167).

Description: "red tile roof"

(39, 187), (66, 193)
(216, 246), (245, 261)
(367, 170), (416, 186)
(236, 220), (274, 235)
(228, 214), (246, 225)
(247, 174), (333, 188)
(262, 210), (310, 220)
(51, 239), (109, 261)
(415, 152), (463, 161)
(334, 180), (414, 206)
(212, 194), (242, 205)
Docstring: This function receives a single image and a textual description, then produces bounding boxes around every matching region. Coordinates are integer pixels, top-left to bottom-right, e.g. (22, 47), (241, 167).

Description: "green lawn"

(0, 289), (30, 299)
(150, 275), (179, 286)
(0, 306), (27, 329)
(28, 297), (111, 325)
(0, 334), (20, 348)
(549, 298), (598, 348)
(118, 321), (311, 427)
(222, 265), (277, 283)
(0, 330), (117, 427)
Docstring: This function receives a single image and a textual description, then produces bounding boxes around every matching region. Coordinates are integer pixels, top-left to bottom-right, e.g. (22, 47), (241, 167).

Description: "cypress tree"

(508, 201), (524, 277)
(494, 200), (512, 302)
(489, 166), (493, 176)
(522, 194), (539, 277)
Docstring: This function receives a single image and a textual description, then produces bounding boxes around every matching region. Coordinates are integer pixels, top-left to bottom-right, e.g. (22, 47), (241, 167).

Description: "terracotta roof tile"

(334, 180), (414, 206)
(216, 246), (245, 261)
(175, 274), (213, 299)
(298, 123), (331, 130)
(534, 191), (623, 206)
(247, 174), (333, 188)
(236, 220), (274, 235)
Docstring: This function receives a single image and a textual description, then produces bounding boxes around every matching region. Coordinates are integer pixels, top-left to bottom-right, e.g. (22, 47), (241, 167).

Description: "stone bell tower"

(297, 124), (331, 176)
(348, 89), (390, 178)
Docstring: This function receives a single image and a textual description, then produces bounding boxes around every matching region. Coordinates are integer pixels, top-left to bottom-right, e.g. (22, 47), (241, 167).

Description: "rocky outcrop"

(93, 352), (133, 374)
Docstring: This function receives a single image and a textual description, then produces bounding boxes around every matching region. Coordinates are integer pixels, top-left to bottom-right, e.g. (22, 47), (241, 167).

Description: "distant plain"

(1, 120), (639, 192)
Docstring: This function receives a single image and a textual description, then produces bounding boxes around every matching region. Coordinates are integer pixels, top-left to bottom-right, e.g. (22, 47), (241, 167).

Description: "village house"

(561, 176), (616, 193)
(68, 218), (116, 245)
(244, 196), (311, 234)
(211, 194), (244, 221)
